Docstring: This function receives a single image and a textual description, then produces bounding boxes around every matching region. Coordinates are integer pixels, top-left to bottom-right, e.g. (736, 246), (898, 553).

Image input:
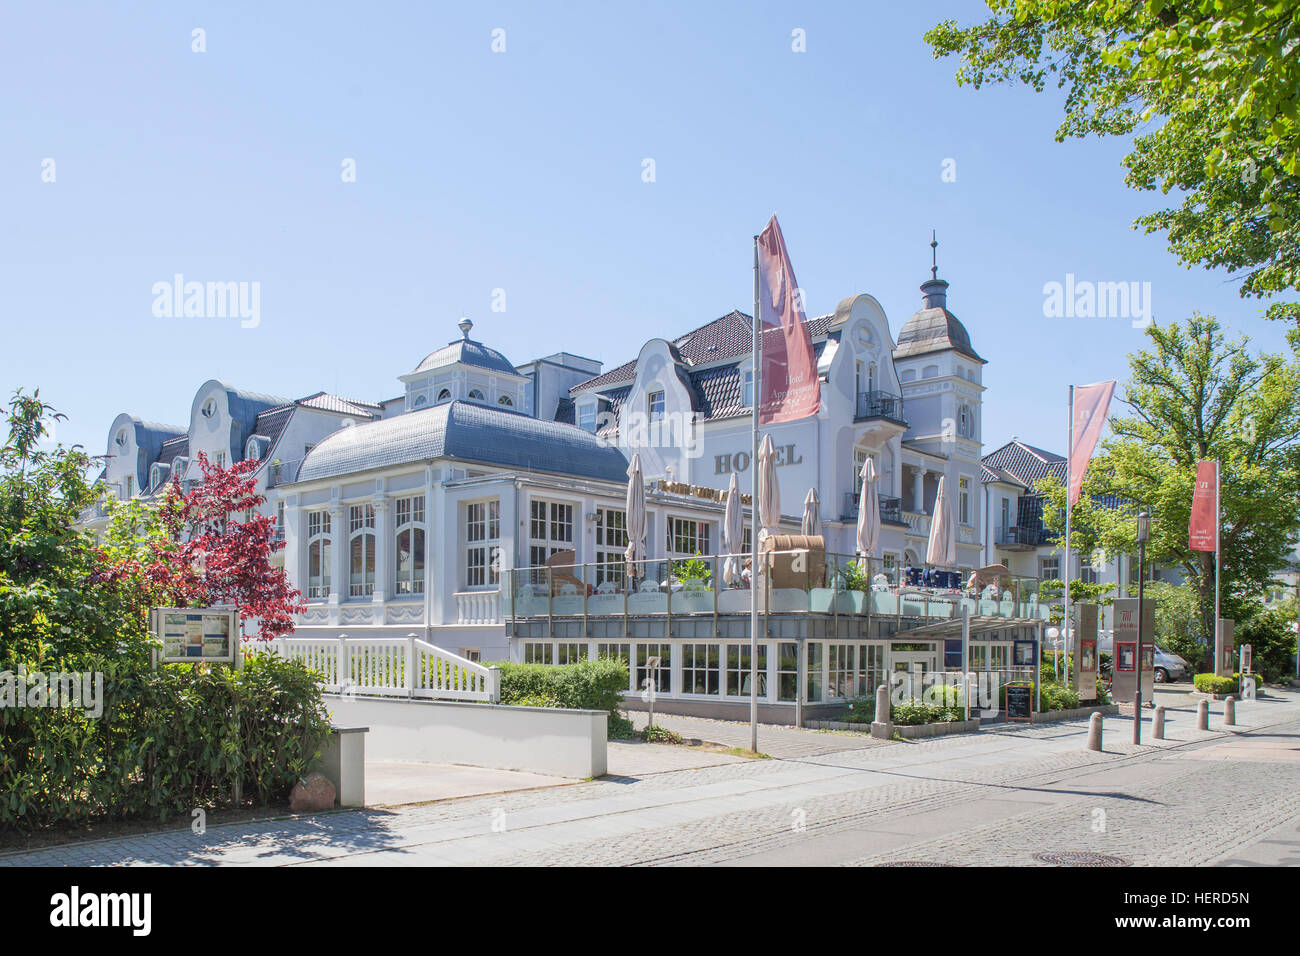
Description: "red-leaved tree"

(96, 452), (304, 640)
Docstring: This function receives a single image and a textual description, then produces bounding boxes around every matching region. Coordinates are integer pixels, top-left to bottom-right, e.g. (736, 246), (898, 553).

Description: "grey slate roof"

(893, 308), (983, 363)
(296, 400), (630, 484)
(412, 339), (521, 377)
(295, 391), (382, 417)
(982, 440), (1066, 487)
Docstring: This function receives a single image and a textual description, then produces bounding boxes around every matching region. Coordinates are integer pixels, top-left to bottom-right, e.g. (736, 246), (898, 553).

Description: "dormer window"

(413, 395), (428, 408)
(648, 390), (665, 422)
(436, 389), (452, 404)
(742, 369), (754, 408)
(468, 389), (486, 403)
(578, 403), (596, 432)
(497, 395), (513, 408)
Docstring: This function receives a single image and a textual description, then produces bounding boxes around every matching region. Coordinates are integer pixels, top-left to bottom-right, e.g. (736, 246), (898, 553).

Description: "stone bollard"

(1224, 695), (1236, 727)
(1196, 699), (1209, 731)
(1153, 705), (1166, 740)
(1086, 711), (1103, 751)
(871, 683), (895, 740)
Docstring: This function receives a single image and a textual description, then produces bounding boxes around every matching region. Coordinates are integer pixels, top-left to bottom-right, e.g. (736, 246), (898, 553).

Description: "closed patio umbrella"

(801, 487), (821, 537)
(624, 453), (645, 580)
(926, 474), (958, 567)
(855, 457), (880, 565)
(722, 471), (744, 586)
(757, 433), (781, 547)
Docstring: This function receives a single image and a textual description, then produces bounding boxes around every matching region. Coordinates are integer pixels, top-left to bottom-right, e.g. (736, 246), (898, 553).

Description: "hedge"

(496, 657), (629, 721)
(0, 653), (332, 831)
(1193, 673), (1262, 695)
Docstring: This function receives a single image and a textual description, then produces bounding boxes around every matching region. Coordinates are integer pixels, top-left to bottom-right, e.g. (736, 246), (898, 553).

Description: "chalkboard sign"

(1005, 683), (1033, 722)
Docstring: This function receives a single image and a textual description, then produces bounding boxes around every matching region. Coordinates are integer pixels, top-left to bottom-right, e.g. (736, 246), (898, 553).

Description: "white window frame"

(394, 496), (426, 596)
(465, 499), (501, 589)
(348, 503), (376, 597)
(529, 498), (576, 568)
(307, 510), (332, 599)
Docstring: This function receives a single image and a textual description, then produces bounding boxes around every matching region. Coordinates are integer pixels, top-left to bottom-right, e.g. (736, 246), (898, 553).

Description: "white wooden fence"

(243, 634), (500, 702)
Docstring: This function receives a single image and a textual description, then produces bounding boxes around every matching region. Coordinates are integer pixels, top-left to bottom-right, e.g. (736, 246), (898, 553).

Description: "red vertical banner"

(756, 215), (821, 425)
(1188, 459), (1219, 552)
(1067, 380), (1116, 509)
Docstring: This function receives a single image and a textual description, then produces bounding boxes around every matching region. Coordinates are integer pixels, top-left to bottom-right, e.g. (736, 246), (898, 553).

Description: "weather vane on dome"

(930, 230), (939, 281)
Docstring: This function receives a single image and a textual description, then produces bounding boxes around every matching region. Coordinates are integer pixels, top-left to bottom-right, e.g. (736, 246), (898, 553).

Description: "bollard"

(1224, 695), (1236, 727)
(1196, 699), (1209, 731)
(1086, 711), (1103, 751)
(871, 683), (894, 740)
(1132, 694), (1142, 744)
(1153, 705), (1166, 740)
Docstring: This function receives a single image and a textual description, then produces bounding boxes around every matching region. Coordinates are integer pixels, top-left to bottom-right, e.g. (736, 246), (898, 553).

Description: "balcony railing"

(995, 524), (1052, 550)
(840, 492), (904, 524)
(503, 551), (1050, 632)
(268, 458), (304, 487)
(855, 390), (906, 425)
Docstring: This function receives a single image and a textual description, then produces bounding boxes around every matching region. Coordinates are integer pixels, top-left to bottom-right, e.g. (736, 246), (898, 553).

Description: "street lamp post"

(1134, 510), (1150, 745)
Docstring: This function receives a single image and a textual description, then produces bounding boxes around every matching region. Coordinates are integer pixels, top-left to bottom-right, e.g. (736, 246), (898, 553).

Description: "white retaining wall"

(324, 694), (607, 779)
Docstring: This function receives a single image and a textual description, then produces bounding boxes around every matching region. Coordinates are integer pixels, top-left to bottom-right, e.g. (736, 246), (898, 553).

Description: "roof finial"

(458, 316), (473, 340)
(930, 230), (939, 281)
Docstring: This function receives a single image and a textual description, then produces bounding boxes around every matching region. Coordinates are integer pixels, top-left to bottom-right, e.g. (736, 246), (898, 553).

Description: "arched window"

(497, 395), (513, 407)
(413, 394), (428, 408)
(468, 388), (486, 402)
(349, 504), (376, 597)
(307, 510), (332, 599)
(436, 389), (452, 404)
(394, 496), (426, 595)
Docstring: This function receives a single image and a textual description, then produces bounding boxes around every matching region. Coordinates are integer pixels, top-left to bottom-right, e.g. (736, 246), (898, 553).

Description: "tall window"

(1039, 556), (1060, 581)
(958, 476), (971, 525)
(725, 644), (767, 698)
(829, 645), (855, 699)
(349, 504), (376, 597)
(307, 510), (332, 599)
(853, 448), (873, 499)
(777, 643), (798, 702)
(806, 643), (824, 703)
(394, 496), (426, 595)
(742, 369), (754, 408)
(578, 404), (596, 432)
(668, 517), (711, 557)
(466, 499), (501, 588)
(647, 390), (665, 421)
(636, 643), (671, 694)
(1000, 497), (1011, 534)
(595, 507), (628, 585)
(681, 643), (721, 695)
(529, 499), (574, 567)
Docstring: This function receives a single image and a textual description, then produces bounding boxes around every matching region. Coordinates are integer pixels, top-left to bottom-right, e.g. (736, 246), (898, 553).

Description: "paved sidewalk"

(365, 761), (570, 806)
(629, 711), (890, 758)
(4, 690), (1294, 867)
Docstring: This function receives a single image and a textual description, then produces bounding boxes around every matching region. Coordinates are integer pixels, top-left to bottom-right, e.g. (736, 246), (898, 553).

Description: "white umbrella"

(757, 433), (781, 547)
(722, 471), (744, 586)
(801, 488), (821, 537)
(855, 457), (880, 563)
(624, 454), (645, 580)
(926, 474), (958, 567)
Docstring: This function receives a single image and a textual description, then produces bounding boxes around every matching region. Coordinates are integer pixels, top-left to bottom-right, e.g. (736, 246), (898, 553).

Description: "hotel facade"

(85, 267), (1058, 722)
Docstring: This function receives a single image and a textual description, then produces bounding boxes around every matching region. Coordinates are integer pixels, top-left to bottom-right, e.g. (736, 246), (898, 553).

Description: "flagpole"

(1214, 461), (1221, 673)
(750, 234), (761, 754)
(1064, 385), (1073, 688)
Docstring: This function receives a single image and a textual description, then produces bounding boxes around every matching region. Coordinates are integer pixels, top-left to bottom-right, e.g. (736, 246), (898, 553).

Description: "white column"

(371, 494), (390, 620)
(912, 467), (926, 512)
(283, 493), (303, 596)
(329, 496), (346, 624)
(423, 468), (435, 636)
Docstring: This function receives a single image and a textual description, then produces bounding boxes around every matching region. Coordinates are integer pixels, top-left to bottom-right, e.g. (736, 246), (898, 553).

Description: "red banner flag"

(1188, 460), (1219, 552)
(756, 215), (821, 425)
(1068, 381), (1116, 509)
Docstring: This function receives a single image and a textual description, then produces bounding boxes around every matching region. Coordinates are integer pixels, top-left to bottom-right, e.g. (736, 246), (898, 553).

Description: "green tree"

(1037, 316), (1300, 659)
(926, 1), (1300, 336)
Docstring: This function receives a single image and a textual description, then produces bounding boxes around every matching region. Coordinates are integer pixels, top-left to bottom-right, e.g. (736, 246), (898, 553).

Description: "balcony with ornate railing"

(854, 390), (906, 425)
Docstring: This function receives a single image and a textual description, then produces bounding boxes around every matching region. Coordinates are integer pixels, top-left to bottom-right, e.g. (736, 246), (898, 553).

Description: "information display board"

(1111, 598), (1154, 704)
(1005, 682), (1033, 722)
(1074, 602), (1098, 701)
(152, 607), (239, 663)
(1216, 618), (1236, 678)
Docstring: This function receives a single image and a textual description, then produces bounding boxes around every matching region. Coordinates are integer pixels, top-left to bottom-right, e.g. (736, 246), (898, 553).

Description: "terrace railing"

(503, 551), (1050, 634)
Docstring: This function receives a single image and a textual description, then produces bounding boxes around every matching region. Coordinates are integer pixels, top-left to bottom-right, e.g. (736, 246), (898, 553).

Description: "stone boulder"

(289, 772), (336, 813)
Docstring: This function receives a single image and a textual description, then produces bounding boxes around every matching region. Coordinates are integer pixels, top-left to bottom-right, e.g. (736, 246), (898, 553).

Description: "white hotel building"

(86, 268), (1053, 722)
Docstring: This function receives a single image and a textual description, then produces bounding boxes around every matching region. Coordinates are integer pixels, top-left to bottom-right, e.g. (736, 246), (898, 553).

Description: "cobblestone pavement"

(4, 691), (1296, 867)
(628, 711), (892, 758)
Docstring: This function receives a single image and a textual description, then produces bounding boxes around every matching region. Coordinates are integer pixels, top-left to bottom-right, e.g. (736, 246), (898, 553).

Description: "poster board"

(152, 607), (239, 664)
(1013, 640), (1036, 667)
(1112, 598), (1154, 703)
(1240, 644), (1252, 675)
(1216, 618), (1235, 678)
(1074, 602), (1098, 701)
(1005, 682), (1033, 721)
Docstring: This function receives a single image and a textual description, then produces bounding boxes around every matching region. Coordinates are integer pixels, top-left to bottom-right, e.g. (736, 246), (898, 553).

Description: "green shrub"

(496, 657), (629, 723)
(891, 700), (964, 725)
(1193, 673), (1237, 695)
(846, 694), (878, 723)
(921, 681), (965, 708)
(1038, 681), (1080, 712)
(608, 713), (636, 739)
(1094, 679), (1111, 705)
(509, 692), (562, 708)
(642, 724), (683, 744)
(0, 653), (331, 831)
(1233, 673), (1263, 694)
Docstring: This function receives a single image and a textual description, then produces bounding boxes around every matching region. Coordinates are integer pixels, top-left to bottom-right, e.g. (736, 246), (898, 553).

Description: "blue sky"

(2, 0), (1291, 459)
